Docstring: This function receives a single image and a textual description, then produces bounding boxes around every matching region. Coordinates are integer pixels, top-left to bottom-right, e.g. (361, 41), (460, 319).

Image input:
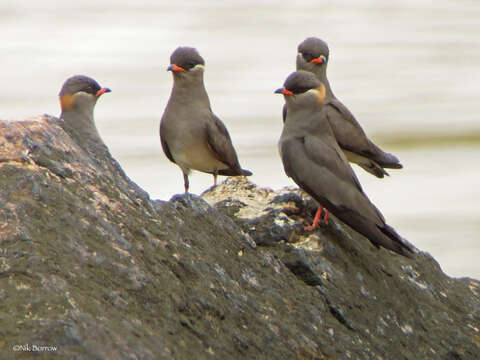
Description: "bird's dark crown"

(284, 71), (323, 94)
(59, 75), (101, 96)
(170, 47), (205, 71)
(298, 37), (330, 62)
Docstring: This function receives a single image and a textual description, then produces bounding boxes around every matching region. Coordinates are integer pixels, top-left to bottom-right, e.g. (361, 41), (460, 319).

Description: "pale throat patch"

(192, 64), (205, 71)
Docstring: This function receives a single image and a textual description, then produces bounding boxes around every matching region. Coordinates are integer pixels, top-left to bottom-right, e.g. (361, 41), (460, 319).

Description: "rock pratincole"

(276, 71), (414, 257)
(59, 75), (111, 152)
(160, 47), (252, 193)
(295, 37), (403, 178)
(290, 37), (404, 229)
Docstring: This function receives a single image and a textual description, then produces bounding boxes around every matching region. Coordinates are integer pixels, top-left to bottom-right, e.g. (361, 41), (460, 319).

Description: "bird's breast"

(163, 115), (227, 173)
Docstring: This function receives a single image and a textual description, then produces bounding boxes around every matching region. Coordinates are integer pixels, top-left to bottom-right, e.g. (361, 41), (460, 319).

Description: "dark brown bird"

(276, 71), (415, 258)
(160, 47), (252, 193)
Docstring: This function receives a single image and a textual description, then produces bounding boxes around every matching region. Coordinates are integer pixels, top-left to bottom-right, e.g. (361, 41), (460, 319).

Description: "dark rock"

(0, 116), (479, 359)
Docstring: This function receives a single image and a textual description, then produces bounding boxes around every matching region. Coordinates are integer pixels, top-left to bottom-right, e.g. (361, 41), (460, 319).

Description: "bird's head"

(59, 75), (111, 113)
(167, 46), (206, 81)
(296, 37), (329, 74)
(275, 70), (326, 109)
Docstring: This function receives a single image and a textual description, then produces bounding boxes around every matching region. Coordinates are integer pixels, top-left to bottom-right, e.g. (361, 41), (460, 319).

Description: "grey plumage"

(160, 47), (252, 193)
(277, 71), (415, 258)
(289, 37), (402, 178)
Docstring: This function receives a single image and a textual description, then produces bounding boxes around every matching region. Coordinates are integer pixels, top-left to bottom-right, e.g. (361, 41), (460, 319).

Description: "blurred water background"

(1, 0), (479, 278)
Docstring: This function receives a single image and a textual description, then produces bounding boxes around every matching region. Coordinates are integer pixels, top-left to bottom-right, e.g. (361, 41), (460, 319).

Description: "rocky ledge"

(0, 116), (479, 359)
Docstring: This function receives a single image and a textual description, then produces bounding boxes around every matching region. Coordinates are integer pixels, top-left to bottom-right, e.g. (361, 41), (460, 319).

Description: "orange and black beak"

(96, 88), (111, 97)
(167, 64), (187, 72)
(310, 55), (326, 64)
(274, 88), (294, 96)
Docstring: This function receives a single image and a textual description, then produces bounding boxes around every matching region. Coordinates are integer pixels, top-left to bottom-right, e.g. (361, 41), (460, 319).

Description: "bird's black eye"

(293, 86), (311, 95)
(302, 52), (313, 62)
(75, 84), (97, 96)
(287, 83), (313, 95)
(185, 61), (198, 70)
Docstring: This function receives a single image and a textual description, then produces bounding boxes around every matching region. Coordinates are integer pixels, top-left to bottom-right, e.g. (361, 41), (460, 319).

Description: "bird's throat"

(60, 95), (75, 111)
(60, 108), (103, 151)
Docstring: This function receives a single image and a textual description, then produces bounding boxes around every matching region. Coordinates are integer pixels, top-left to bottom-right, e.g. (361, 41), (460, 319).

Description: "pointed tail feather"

(378, 224), (416, 258)
(217, 168), (252, 176)
(372, 148), (403, 169)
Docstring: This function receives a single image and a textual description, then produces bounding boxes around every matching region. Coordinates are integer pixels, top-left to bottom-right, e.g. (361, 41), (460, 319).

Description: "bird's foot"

(304, 223), (318, 232)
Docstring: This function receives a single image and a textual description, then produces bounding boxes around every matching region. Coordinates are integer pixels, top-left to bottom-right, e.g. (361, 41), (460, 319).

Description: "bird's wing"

(282, 103), (287, 123)
(205, 114), (242, 172)
(159, 120), (175, 164)
(280, 127), (414, 257)
(325, 100), (402, 169)
(280, 133), (384, 225)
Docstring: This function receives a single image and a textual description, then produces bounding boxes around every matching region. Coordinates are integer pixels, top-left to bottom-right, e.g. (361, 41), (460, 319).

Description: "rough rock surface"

(0, 116), (479, 359)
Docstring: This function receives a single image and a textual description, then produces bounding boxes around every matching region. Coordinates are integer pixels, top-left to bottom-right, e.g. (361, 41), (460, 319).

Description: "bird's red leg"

(213, 171), (218, 186)
(304, 206), (323, 231)
(323, 210), (330, 224)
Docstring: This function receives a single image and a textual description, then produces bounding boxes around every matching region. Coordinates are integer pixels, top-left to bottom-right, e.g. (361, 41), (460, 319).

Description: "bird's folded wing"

(205, 114), (241, 170)
(280, 134), (385, 224)
(160, 123), (176, 164)
(326, 100), (402, 168)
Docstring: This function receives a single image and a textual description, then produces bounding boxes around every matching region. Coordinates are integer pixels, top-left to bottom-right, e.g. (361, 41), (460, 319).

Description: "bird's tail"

(378, 224), (416, 258)
(217, 168), (252, 176)
(371, 146), (403, 169)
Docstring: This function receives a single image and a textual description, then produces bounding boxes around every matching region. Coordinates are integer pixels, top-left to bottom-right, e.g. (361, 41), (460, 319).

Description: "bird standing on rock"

(160, 47), (252, 193)
(58, 75), (111, 155)
(289, 37), (404, 229)
(276, 71), (415, 258)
